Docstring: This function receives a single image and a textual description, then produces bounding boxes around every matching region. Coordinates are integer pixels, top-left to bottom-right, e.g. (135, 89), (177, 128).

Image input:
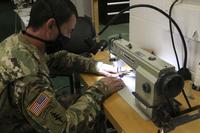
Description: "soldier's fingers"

(101, 71), (118, 77)
(111, 80), (125, 89)
(110, 84), (124, 94)
(111, 78), (125, 85)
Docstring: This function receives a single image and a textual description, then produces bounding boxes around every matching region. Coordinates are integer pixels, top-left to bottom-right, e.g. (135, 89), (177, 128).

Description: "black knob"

(148, 56), (156, 61)
(142, 82), (151, 93)
(127, 43), (132, 49)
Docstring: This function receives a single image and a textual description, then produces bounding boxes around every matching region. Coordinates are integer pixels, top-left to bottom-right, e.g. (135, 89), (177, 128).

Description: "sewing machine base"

(118, 87), (150, 120)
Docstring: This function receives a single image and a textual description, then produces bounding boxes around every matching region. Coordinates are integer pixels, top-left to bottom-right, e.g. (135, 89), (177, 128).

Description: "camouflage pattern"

(0, 33), (108, 133)
(47, 51), (100, 75)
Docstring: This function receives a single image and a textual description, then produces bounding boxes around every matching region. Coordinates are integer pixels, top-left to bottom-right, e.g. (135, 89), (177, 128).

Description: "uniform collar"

(18, 32), (44, 62)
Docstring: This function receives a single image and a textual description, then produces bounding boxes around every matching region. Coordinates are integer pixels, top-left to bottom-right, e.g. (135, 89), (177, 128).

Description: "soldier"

(0, 0), (124, 133)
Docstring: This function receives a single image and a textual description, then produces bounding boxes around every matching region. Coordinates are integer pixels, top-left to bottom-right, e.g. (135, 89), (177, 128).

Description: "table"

(81, 51), (200, 133)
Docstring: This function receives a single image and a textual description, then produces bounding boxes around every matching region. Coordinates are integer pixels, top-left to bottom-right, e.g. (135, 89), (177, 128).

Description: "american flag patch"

(28, 93), (51, 117)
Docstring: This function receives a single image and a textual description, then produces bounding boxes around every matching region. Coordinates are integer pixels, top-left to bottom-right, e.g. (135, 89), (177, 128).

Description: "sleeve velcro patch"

(28, 93), (51, 117)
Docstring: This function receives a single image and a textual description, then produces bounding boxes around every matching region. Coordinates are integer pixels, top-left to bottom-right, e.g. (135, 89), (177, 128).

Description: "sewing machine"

(109, 37), (183, 117)
(109, 38), (200, 132)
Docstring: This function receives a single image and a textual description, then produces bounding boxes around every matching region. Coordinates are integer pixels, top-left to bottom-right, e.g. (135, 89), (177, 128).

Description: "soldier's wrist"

(85, 82), (106, 103)
(92, 80), (111, 98)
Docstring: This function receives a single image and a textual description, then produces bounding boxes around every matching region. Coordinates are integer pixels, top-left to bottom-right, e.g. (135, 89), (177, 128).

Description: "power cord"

(99, 4), (187, 69)
(169, 0), (192, 110)
(169, 0), (180, 70)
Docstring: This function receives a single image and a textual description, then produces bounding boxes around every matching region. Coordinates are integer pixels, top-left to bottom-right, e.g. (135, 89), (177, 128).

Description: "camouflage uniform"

(0, 33), (108, 133)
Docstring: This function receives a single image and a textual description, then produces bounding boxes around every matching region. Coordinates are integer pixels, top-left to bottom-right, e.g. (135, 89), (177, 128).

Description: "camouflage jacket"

(0, 33), (106, 133)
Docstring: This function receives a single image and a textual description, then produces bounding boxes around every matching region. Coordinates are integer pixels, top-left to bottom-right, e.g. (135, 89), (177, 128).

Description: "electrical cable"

(98, 4), (187, 69)
(169, 0), (192, 110)
(98, 4), (192, 110)
(169, 0), (180, 70)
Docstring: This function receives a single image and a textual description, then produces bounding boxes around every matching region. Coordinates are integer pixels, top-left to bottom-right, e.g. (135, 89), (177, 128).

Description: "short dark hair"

(28, 0), (77, 30)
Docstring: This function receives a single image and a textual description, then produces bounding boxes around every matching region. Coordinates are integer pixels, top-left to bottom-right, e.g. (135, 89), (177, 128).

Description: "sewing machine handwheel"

(157, 72), (184, 98)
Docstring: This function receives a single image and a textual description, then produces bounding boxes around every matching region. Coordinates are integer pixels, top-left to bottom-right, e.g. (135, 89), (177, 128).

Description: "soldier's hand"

(97, 77), (125, 97)
(96, 63), (118, 77)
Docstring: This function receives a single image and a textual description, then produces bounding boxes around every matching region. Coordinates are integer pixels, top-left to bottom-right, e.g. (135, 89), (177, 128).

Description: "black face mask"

(45, 33), (71, 54)
(22, 31), (70, 54)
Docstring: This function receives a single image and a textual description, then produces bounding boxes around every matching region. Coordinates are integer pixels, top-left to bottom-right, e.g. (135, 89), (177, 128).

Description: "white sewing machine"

(109, 38), (184, 120)
(108, 38), (200, 132)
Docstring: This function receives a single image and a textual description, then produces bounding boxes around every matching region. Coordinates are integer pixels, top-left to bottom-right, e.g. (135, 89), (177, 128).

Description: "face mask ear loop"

(55, 22), (62, 36)
(22, 30), (47, 43)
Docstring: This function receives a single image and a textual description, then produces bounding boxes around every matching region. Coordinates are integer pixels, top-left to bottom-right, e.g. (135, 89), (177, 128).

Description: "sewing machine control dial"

(142, 82), (151, 93)
(148, 56), (156, 61)
(126, 43), (132, 49)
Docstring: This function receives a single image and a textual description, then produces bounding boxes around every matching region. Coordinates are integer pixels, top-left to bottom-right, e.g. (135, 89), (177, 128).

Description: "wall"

(71, 0), (92, 17)
(129, 0), (200, 81)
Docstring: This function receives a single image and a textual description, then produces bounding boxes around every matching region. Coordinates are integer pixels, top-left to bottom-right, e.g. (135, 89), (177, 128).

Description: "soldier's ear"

(47, 18), (56, 30)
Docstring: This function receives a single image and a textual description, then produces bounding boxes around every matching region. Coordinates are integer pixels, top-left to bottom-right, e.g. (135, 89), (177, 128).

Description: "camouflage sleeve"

(13, 75), (106, 133)
(46, 51), (100, 75)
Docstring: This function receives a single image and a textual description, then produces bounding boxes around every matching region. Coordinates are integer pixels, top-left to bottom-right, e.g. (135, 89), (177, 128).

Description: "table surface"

(81, 51), (200, 133)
